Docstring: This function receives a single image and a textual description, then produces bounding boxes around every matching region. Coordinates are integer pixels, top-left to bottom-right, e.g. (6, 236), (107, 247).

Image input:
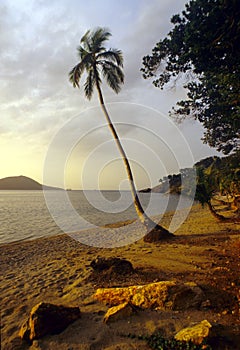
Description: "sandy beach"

(1, 204), (240, 349)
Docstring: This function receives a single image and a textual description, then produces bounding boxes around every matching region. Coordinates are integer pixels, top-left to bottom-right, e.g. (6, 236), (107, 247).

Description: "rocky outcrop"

(175, 320), (212, 345)
(95, 281), (205, 311)
(19, 302), (81, 342)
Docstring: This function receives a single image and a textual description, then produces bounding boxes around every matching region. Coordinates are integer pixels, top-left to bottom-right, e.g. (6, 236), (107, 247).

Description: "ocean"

(0, 190), (193, 244)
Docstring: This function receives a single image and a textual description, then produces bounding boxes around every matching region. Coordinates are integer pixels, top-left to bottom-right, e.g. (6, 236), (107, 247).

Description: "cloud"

(117, 0), (187, 89)
(1, 0), (188, 135)
(1, 0), (220, 185)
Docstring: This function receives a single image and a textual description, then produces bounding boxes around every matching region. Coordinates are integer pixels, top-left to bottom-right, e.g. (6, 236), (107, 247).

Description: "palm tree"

(69, 27), (173, 241)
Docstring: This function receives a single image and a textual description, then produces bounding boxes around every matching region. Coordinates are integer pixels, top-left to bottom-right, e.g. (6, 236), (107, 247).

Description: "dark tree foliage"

(141, 0), (240, 154)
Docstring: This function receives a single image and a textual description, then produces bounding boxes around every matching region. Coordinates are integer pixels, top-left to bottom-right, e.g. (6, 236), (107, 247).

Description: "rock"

(90, 257), (134, 274)
(175, 320), (212, 345)
(104, 302), (134, 323)
(19, 302), (81, 342)
(139, 188), (151, 193)
(95, 281), (205, 310)
(170, 282), (204, 310)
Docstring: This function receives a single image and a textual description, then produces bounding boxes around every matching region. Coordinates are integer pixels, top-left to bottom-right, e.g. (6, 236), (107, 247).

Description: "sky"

(0, 0), (222, 190)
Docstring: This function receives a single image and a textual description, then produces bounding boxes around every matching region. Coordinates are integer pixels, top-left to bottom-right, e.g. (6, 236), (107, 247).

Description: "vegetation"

(69, 27), (172, 239)
(195, 164), (227, 221)
(141, 0), (240, 154)
(157, 153), (240, 220)
(195, 153), (240, 218)
(127, 332), (212, 350)
(158, 168), (196, 197)
(196, 154), (240, 198)
(146, 333), (212, 350)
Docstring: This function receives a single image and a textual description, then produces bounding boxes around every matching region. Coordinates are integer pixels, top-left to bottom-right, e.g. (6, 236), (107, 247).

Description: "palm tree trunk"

(95, 84), (173, 240)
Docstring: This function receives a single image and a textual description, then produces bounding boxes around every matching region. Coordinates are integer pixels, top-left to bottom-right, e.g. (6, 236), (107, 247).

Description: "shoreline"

(0, 190), (194, 245)
(1, 203), (240, 349)
(0, 200), (196, 247)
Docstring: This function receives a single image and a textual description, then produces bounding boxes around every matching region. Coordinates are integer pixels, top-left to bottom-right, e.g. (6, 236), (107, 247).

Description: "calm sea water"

(0, 190), (193, 244)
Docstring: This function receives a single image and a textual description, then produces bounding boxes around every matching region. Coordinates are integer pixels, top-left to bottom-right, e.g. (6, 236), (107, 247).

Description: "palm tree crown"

(69, 27), (124, 99)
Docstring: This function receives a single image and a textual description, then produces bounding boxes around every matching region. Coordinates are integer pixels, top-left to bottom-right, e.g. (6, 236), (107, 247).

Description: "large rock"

(19, 302), (81, 342)
(95, 281), (205, 310)
(175, 320), (212, 345)
(90, 257), (134, 274)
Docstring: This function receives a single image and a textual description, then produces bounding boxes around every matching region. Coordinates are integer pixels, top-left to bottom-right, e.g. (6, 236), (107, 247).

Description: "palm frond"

(69, 62), (84, 88)
(100, 61), (124, 93)
(97, 48), (123, 67)
(90, 27), (112, 53)
(80, 29), (91, 51)
(77, 45), (90, 60)
(100, 60), (124, 82)
(77, 49), (94, 72)
(84, 68), (95, 100)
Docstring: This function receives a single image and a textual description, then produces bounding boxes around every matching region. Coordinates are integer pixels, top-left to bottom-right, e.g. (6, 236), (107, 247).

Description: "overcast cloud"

(0, 0), (221, 188)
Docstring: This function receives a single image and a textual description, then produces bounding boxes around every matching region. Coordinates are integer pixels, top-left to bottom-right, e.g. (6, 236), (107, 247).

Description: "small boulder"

(19, 302), (81, 342)
(175, 320), (212, 345)
(104, 302), (134, 323)
(90, 257), (134, 274)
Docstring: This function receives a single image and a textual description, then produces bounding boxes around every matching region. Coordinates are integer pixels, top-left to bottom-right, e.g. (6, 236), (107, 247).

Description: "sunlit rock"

(104, 302), (134, 323)
(175, 320), (212, 345)
(95, 281), (205, 310)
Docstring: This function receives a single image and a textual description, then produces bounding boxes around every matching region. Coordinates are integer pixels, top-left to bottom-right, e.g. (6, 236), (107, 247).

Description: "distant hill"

(0, 176), (62, 190)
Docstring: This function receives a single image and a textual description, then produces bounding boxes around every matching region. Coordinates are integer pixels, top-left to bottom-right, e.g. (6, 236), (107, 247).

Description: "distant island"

(0, 176), (62, 190)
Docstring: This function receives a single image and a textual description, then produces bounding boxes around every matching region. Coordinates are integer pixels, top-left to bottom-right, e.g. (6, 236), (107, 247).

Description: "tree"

(141, 0), (240, 154)
(195, 165), (227, 221)
(195, 154), (240, 220)
(69, 27), (173, 241)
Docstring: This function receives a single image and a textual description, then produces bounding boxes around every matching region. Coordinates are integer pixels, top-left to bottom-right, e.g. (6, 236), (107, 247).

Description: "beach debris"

(19, 302), (81, 342)
(90, 257), (134, 274)
(103, 302), (135, 323)
(175, 319), (212, 345)
(95, 281), (205, 310)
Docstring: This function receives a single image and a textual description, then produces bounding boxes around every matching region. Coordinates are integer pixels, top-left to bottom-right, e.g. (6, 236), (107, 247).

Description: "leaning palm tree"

(69, 27), (173, 241)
